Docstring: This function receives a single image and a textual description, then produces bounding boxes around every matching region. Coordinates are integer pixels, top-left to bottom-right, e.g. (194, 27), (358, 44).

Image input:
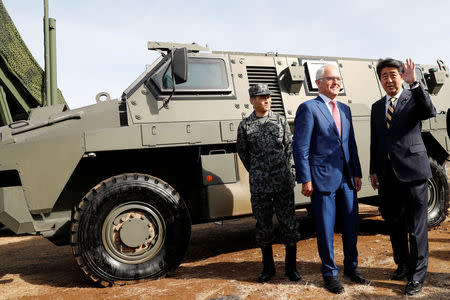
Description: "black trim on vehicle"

(0, 170), (21, 187)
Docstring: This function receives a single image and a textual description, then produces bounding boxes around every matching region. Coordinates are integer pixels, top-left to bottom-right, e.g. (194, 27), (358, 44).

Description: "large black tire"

(71, 173), (191, 286)
(427, 160), (449, 228)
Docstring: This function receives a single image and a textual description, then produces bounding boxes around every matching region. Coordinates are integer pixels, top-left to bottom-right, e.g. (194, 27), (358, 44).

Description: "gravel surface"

(0, 205), (449, 300)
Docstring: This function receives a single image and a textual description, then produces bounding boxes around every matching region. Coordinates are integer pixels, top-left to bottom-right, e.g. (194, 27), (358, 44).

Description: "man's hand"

(353, 177), (362, 192)
(402, 58), (416, 84)
(370, 174), (379, 190)
(302, 181), (313, 197)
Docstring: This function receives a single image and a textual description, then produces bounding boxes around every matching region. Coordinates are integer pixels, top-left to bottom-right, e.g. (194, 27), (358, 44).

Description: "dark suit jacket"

(369, 85), (436, 182)
(293, 96), (362, 192)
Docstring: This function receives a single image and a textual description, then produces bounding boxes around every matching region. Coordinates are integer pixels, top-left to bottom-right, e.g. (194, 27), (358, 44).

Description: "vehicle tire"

(70, 173), (191, 286)
(427, 160), (449, 228)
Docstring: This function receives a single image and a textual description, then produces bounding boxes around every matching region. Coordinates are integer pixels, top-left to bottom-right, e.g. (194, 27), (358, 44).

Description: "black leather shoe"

(286, 268), (302, 282)
(344, 268), (366, 284)
(391, 264), (407, 280)
(405, 280), (422, 295)
(323, 276), (345, 294)
(258, 268), (275, 283)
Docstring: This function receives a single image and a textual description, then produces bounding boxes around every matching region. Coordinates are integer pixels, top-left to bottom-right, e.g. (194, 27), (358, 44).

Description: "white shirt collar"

(319, 93), (339, 116)
(319, 93), (334, 104)
(386, 88), (403, 102)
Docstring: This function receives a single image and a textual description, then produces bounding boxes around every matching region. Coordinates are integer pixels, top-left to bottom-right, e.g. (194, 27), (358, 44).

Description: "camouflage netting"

(0, 0), (65, 106)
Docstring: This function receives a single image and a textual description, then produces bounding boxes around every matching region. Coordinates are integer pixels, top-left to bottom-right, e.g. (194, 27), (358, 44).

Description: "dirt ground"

(0, 205), (449, 300)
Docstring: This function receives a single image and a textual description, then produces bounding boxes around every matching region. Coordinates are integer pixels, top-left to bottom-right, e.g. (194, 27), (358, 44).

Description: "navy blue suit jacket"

(370, 85), (436, 182)
(293, 97), (362, 192)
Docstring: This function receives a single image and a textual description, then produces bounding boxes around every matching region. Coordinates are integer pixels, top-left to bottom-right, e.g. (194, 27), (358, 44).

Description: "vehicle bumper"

(0, 186), (34, 234)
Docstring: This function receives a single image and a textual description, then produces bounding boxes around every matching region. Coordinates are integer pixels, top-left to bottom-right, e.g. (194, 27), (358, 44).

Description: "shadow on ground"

(0, 205), (448, 297)
(185, 206), (387, 262)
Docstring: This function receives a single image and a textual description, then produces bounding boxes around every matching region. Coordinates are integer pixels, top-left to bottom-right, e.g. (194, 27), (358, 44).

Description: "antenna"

(43, 0), (58, 106)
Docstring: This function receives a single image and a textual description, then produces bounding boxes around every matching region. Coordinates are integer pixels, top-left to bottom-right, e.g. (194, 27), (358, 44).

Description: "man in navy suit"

(293, 64), (364, 294)
(370, 58), (436, 295)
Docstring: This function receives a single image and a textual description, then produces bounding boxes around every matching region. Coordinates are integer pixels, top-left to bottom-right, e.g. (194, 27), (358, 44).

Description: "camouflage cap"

(248, 83), (272, 97)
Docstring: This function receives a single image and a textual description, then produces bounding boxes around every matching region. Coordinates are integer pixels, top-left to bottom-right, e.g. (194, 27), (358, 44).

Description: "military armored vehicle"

(0, 1), (448, 286)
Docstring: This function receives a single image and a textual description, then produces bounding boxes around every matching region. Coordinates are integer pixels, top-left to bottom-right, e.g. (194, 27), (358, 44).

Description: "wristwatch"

(410, 81), (419, 88)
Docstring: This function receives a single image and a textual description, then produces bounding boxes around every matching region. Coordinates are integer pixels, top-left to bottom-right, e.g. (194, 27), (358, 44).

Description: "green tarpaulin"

(0, 0), (65, 108)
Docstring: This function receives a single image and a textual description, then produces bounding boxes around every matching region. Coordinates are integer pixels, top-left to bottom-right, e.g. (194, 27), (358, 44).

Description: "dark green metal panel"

(0, 66), (32, 114)
(0, 85), (12, 125)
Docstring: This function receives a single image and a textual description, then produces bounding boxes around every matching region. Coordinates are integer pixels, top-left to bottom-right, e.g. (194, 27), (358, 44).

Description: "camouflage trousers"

(250, 189), (301, 247)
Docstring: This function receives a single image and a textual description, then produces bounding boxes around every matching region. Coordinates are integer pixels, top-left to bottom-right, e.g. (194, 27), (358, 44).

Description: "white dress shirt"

(385, 88), (403, 116)
(319, 93), (340, 119)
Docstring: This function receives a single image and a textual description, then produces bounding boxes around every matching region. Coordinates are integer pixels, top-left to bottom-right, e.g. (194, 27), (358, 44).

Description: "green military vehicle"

(0, 1), (448, 286)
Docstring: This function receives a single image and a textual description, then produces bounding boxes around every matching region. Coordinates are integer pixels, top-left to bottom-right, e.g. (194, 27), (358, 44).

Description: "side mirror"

(171, 48), (188, 84)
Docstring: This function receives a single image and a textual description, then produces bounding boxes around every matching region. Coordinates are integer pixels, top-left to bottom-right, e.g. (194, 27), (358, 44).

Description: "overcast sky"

(3, 0), (450, 108)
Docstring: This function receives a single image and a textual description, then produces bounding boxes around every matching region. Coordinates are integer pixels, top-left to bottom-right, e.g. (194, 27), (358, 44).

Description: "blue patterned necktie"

(386, 97), (396, 129)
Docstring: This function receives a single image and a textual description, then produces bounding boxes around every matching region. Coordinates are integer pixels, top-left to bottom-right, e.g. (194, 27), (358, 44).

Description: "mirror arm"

(162, 48), (177, 109)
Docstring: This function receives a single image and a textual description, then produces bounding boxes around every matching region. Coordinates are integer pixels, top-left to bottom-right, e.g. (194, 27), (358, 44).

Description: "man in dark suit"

(370, 58), (436, 295)
(293, 64), (365, 294)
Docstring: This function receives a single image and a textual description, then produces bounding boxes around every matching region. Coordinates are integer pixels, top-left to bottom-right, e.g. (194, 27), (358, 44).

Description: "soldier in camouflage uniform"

(237, 83), (301, 283)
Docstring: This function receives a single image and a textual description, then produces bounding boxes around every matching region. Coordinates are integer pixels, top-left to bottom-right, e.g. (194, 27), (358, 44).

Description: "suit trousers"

(250, 190), (301, 247)
(379, 160), (429, 283)
(311, 177), (359, 277)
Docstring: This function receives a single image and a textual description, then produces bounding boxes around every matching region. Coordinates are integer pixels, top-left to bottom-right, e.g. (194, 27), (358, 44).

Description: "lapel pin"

(401, 98), (408, 104)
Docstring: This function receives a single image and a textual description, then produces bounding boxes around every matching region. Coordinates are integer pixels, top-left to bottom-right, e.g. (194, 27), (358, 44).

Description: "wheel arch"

(422, 131), (449, 166)
(52, 147), (207, 233)
(427, 159), (449, 227)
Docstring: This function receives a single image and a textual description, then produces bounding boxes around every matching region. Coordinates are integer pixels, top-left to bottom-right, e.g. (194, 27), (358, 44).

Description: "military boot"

(285, 243), (301, 281)
(258, 245), (276, 282)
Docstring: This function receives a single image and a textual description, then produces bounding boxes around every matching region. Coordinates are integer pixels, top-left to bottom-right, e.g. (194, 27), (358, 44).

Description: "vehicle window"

(163, 58), (229, 90)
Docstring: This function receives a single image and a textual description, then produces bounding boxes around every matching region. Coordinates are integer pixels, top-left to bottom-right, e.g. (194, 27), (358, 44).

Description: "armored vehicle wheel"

(70, 173), (191, 286)
(427, 160), (449, 228)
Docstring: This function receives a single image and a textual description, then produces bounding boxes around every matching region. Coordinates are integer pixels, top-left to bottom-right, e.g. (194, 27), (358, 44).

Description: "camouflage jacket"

(237, 111), (295, 194)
